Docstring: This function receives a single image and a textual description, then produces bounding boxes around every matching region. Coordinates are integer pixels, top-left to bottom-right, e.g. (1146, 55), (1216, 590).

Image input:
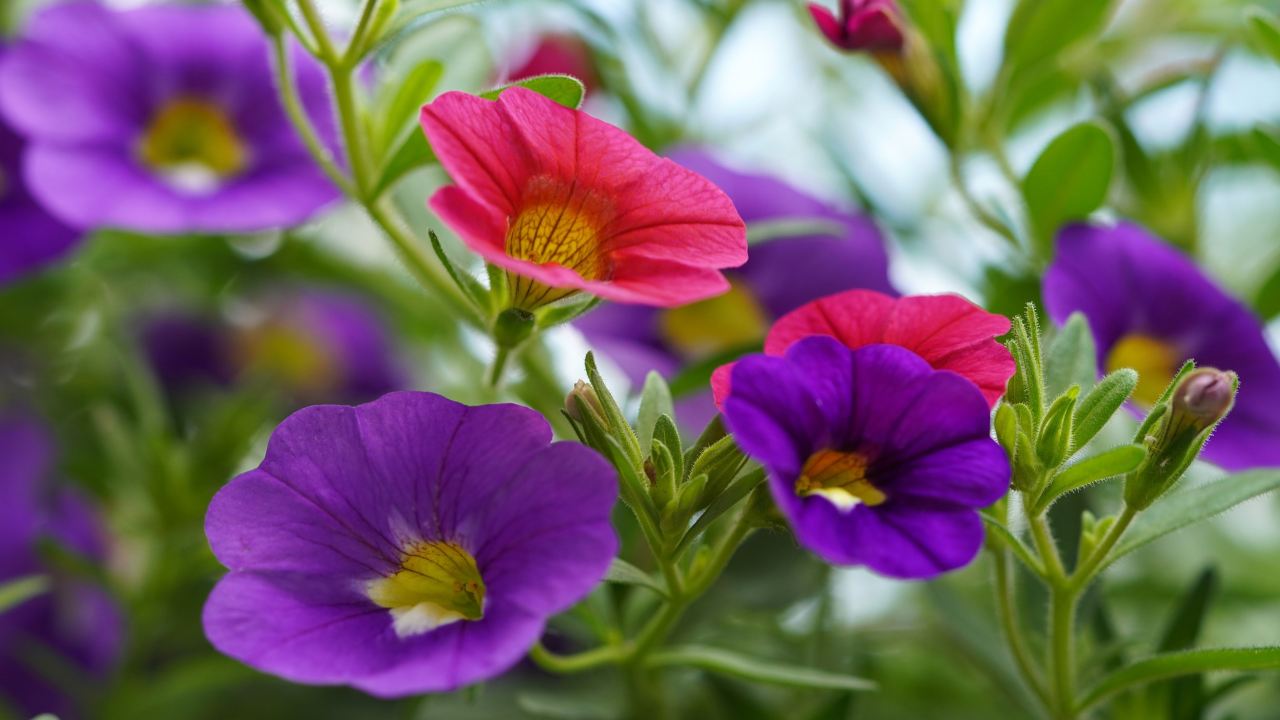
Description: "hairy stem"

(994, 551), (1050, 707)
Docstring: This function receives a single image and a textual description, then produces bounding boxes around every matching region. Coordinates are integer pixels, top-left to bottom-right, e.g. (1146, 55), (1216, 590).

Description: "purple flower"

(203, 392), (618, 696)
(140, 289), (406, 403)
(1, 414), (120, 718)
(576, 149), (893, 425)
(0, 2), (339, 235)
(722, 337), (1009, 578)
(808, 0), (905, 53)
(1044, 222), (1280, 470)
(0, 46), (80, 284)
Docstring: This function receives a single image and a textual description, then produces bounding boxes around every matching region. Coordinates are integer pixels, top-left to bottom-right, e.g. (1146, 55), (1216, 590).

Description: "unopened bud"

(565, 380), (608, 430)
(1171, 368), (1236, 433)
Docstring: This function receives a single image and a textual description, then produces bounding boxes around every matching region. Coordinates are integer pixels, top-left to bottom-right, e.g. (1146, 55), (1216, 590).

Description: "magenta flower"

(723, 337), (1009, 578)
(0, 2), (338, 235)
(203, 392), (618, 696)
(421, 88), (747, 309)
(1, 415), (120, 718)
(1044, 222), (1280, 470)
(808, 0), (905, 53)
(0, 46), (79, 285)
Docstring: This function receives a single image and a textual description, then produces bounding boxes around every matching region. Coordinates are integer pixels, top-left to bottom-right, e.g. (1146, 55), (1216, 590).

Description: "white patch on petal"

(389, 602), (467, 638)
(810, 487), (865, 513)
(157, 162), (222, 196)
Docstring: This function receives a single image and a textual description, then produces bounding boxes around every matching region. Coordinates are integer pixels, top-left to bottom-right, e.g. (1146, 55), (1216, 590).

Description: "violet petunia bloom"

(0, 2), (339, 235)
(808, 0), (904, 53)
(723, 337), (1009, 578)
(0, 46), (80, 284)
(1, 415), (121, 719)
(1044, 222), (1280, 470)
(203, 392), (618, 696)
(576, 149), (893, 426)
(141, 289), (406, 403)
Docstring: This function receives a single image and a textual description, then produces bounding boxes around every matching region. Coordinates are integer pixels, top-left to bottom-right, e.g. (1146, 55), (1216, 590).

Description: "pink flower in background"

(808, 0), (904, 53)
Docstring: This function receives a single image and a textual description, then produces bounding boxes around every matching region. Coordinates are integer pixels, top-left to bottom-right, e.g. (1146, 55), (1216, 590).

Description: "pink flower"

(712, 289), (1015, 409)
(509, 35), (599, 97)
(420, 88), (747, 310)
(808, 0), (904, 53)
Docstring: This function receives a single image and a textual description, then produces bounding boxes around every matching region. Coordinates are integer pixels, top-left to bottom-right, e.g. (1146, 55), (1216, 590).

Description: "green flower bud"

(493, 307), (535, 349)
(1036, 387), (1079, 470)
(1125, 368), (1238, 510)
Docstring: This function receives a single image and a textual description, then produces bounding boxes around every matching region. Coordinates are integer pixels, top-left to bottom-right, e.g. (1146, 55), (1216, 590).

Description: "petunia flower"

(0, 45), (80, 285)
(141, 288), (406, 404)
(203, 392), (618, 696)
(711, 289), (1016, 410)
(508, 35), (600, 97)
(1043, 222), (1280, 470)
(420, 88), (747, 310)
(1, 414), (120, 718)
(576, 148), (893, 427)
(0, 2), (339, 235)
(722, 337), (1010, 577)
(808, 0), (905, 53)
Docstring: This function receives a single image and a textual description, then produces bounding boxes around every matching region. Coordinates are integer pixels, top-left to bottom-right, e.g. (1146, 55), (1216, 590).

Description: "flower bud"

(1124, 367), (1238, 510)
(565, 380), (609, 431)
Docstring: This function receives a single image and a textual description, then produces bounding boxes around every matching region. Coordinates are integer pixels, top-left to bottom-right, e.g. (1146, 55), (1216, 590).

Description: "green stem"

(488, 346), (510, 387)
(529, 641), (628, 674)
(994, 551), (1051, 707)
(1029, 514), (1068, 584)
(1048, 588), (1078, 718)
(295, 0), (340, 63)
(269, 36), (353, 194)
(948, 154), (1022, 250)
(344, 0), (381, 66)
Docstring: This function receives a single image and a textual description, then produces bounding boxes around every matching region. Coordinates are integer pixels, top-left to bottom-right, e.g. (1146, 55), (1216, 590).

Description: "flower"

(508, 35), (599, 97)
(808, 0), (904, 53)
(203, 392), (618, 696)
(141, 289), (405, 403)
(420, 88), (747, 310)
(1043, 222), (1280, 470)
(722, 337), (1009, 577)
(0, 2), (339, 235)
(0, 46), (80, 285)
(1, 414), (120, 718)
(711, 289), (1016, 410)
(575, 149), (893, 426)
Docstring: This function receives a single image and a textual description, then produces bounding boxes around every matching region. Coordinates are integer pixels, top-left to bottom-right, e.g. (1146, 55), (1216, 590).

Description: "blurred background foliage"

(2, 0), (1280, 718)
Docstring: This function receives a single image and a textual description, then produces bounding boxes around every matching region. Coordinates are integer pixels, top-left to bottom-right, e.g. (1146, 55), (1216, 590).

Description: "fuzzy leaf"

(1040, 444), (1146, 511)
(1045, 313), (1098, 398)
(604, 558), (668, 598)
(1078, 647), (1280, 713)
(480, 74), (585, 108)
(637, 371), (674, 451)
(647, 645), (876, 692)
(1072, 369), (1137, 452)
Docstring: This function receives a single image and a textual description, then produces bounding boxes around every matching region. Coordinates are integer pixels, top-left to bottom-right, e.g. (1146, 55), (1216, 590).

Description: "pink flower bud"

(807, 0), (904, 53)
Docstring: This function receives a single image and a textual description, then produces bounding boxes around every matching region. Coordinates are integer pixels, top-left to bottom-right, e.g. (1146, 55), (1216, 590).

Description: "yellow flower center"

(367, 540), (485, 638)
(505, 176), (614, 309)
(795, 448), (886, 511)
(659, 280), (768, 360)
(1106, 333), (1181, 406)
(234, 323), (339, 396)
(137, 97), (248, 193)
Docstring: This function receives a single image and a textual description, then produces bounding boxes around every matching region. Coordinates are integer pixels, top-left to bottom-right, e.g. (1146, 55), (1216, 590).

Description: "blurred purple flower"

(0, 414), (120, 719)
(576, 149), (893, 426)
(141, 289), (406, 403)
(723, 337), (1009, 578)
(0, 2), (339, 235)
(808, 0), (904, 53)
(203, 392), (618, 696)
(1044, 222), (1280, 470)
(0, 46), (80, 285)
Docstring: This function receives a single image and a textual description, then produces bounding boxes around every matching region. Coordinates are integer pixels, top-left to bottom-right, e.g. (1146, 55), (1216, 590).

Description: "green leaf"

(1254, 257), (1280, 321)
(1078, 647), (1280, 712)
(1072, 368), (1137, 453)
(1044, 312), (1097, 398)
(675, 467), (765, 556)
(1158, 567), (1218, 653)
(372, 130), (436, 197)
(745, 217), (847, 246)
(372, 59), (444, 162)
(603, 558), (668, 598)
(981, 516), (1044, 577)
(1039, 444), (1146, 511)
(1022, 121), (1116, 259)
(480, 74), (586, 109)
(647, 645), (876, 692)
(0, 574), (49, 614)
(1003, 0), (1114, 72)
(653, 415), (684, 481)
(637, 371), (674, 451)
(1246, 7), (1280, 65)
(1252, 125), (1280, 174)
(1105, 469), (1280, 570)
